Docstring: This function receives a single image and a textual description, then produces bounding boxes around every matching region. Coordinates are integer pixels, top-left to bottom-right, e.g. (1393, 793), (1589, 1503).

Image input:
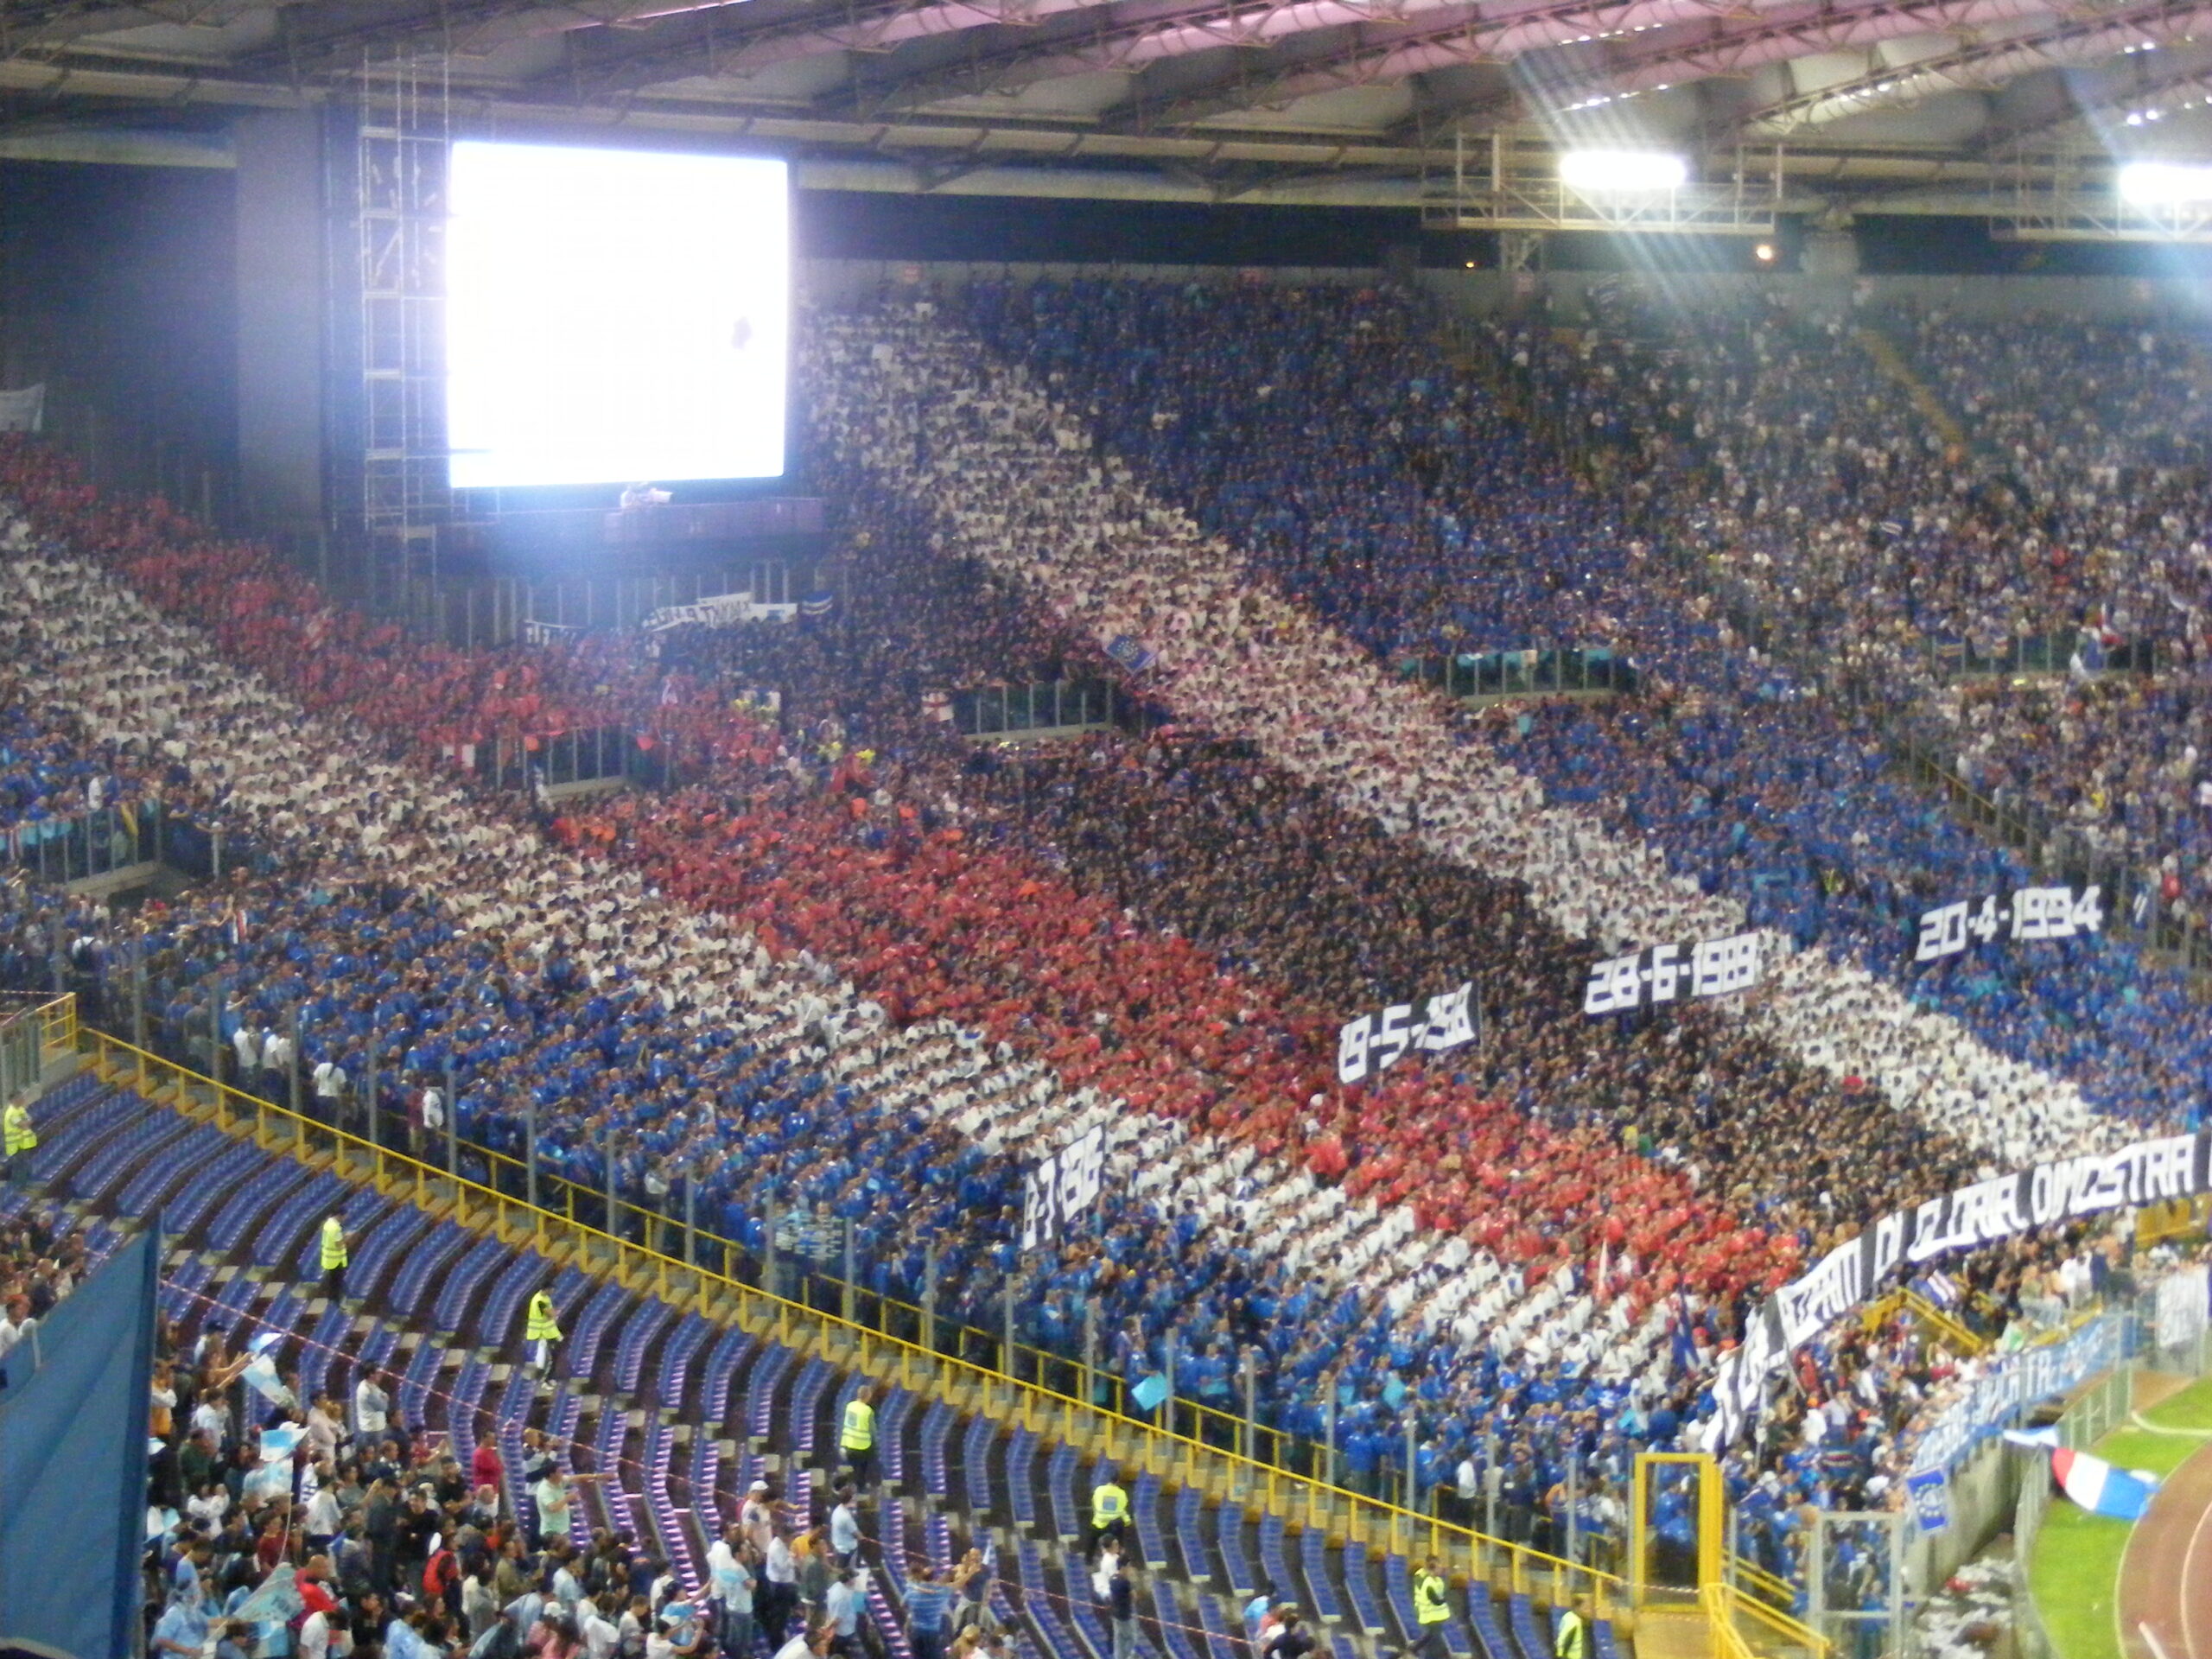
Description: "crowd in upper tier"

(5, 266), (2209, 1587)
(1486, 288), (2212, 894)
(948, 276), (2212, 1136)
(811, 292), (2108, 1169)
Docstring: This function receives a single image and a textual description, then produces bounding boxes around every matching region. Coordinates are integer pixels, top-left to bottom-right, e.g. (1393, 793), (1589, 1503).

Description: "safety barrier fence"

(1919, 630), (2158, 683)
(1706, 1582), (1828, 1659)
(469, 726), (640, 793)
(3, 992), (78, 1096)
(130, 993), (1519, 1517)
(0, 800), (162, 887)
(77, 1025), (1751, 1645)
(948, 679), (1128, 738)
(1395, 648), (1638, 701)
(0, 799), (274, 895)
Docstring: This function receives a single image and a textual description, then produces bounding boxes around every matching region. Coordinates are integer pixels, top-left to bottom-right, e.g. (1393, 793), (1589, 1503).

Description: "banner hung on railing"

(1913, 885), (2104, 963)
(640, 592), (786, 632)
(1711, 1129), (2212, 1451)
(1582, 932), (1764, 1015)
(1337, 982), (1478, 1084)
(521, 620), (586, 647)
(2156, 1264), (2209, 1351)
(1904, 1468), (1949, 1534)
(0, 384), (43, 434)
(1904, 1317), (2122, 1475)
(1021, 1123), (1105, 1250)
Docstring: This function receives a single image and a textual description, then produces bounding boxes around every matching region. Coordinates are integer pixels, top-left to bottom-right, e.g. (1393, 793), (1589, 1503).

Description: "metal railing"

(1896, 1289), (1990, 1358)
(1396, 648), (1639, 701)
(470, 728), (639, 793)
(1917, 631), (2158, 682)
(948, 679), (1128, 738)
(2011, 1290), (2212, 1659)
(82, 1024), (1669, 1630)
(3, 992), (79, 1096)
(2013, 1365), (2133, 1659)
(0, 801), (163, 887)
(1707, 1581), (1828, 1659)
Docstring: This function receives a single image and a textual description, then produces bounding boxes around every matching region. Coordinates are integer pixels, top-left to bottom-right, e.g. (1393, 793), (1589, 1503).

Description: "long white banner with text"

(1711, 1130), (2209, 1447)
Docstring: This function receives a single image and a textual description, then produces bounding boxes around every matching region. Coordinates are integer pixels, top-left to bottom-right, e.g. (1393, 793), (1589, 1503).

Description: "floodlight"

(1557, 149), (1688, 192)
(2118, 161), (2212, 206)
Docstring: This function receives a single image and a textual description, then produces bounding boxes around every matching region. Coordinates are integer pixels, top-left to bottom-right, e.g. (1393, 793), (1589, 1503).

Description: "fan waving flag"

(2051, 1447), (2159, 1522)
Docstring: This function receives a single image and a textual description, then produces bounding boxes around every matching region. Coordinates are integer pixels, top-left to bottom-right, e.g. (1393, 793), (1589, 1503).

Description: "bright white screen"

(445, 142), (788, 489)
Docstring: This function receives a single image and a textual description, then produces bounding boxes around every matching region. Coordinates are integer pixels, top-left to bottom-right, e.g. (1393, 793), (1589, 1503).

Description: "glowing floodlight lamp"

(2118, 160), (2212, 205)
(1557, 149), (1688, 192)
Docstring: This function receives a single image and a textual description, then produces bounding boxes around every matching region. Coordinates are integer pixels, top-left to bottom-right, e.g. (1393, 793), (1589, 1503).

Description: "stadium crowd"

(3, 263), (2207, 1627)
(143, 1284), (919, 1659)
(0, 1198), (90, 1367)
(945, 276), (2212, 1135)
(804, 294), (2105, 1169)
(0, 457), (1743, 1535)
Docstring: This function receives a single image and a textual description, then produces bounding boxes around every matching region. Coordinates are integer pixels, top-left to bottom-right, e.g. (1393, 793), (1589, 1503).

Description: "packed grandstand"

(6, 271), (2212, 1659)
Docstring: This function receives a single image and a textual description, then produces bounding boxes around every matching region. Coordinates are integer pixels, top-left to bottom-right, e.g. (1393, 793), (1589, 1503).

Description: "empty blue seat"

(963, 1412), (997, 1516)
(1007, 1430), (1039, 1533)
(1300, 1528), (1344, 1625)
(919, 1400), (955, 1499)
(1217, 1509), (1257, 1599)
(1174, 1489), (1208, 1584)
(1048, 1443), (1082, 1543)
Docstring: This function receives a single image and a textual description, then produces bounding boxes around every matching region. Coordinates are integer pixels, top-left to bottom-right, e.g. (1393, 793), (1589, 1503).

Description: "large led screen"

(444, 142), (788, 489)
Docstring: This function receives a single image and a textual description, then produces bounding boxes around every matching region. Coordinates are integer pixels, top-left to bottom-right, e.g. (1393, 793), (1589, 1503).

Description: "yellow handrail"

(2138, 1193), (2211, 1248)
(1706, 1580), (1832, 1659)
(1703, 1586), (1758, 1659)
(1728, 1554), (1797, 1611)
(1897, 1290), (1989, 1358)
(3, 990), (78, 1092)
(83, 1026), (1636, 1623)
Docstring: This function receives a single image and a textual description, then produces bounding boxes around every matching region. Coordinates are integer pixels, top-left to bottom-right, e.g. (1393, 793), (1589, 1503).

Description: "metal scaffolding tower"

(1422, 134), (1783, 238)
(348, 49), (450, 615)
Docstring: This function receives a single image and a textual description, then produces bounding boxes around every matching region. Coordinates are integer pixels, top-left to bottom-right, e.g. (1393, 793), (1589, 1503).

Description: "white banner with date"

(1914, 885), (2104, 963)
(1337, 982), (1477, 1085)
(640, 592), (793, 632)
(1021, 1123), (1105, 1250)
(1583, 932), (1764, 1015)
(1709, 1129), (2212, 1450)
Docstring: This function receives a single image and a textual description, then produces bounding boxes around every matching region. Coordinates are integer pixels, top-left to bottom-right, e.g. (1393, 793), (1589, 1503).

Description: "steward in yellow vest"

(3, 1099), (35, 1185)
(842, 1384), (880, 1485)
(1089, 1471), (1130, 1555)
(319, 1213), (352, 1303)
(526, 1287), (563, 1376)
(1412, 1560), (1452, 1659)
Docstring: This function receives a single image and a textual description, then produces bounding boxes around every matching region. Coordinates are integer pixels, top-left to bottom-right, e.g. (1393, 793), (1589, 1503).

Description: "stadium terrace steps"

(36, 1077), (1630, 1659)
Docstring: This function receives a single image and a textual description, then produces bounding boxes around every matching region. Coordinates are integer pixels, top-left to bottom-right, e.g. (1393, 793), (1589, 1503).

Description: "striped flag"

(2050, 1447), (2159, 1522)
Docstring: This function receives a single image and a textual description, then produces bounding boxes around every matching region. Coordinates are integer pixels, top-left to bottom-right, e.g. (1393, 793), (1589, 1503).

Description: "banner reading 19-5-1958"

(1337, 982), (1478, 1084)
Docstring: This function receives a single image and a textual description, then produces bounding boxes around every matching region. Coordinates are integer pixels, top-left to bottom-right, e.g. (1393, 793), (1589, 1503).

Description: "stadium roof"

(2, 0), (2209, 217)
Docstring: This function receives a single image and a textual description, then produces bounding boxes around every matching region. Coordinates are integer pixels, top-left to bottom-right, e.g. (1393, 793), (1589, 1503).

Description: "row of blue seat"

(56, 1083), (1624, 1659)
